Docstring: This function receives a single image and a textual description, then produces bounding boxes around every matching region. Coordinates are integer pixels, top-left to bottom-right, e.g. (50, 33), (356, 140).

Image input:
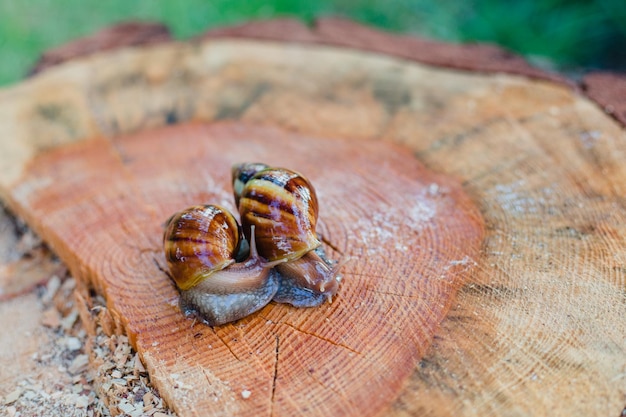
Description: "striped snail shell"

(163, 204), (283, 326)
(163, 204), (241, 291)
(237, 166), (321, 262)
(235, 165), (341, 307)
(232, 162), (269, 207)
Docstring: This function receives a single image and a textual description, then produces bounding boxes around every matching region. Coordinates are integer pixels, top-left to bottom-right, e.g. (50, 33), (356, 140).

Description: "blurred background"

(1, 0), (625, 86)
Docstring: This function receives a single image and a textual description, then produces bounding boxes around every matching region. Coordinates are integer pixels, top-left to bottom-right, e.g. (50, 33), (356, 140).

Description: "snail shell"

(163, 204), (282, 326)
(163, 204), (241, 291)
(232, 162), (269, 207)
(237, 167), (321, 262)
(236, 166), (341, 307)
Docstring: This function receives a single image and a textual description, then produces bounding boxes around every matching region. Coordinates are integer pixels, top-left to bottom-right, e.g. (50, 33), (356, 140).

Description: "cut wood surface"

(0, 20), (625, 417)
(2, 122), (483, 416)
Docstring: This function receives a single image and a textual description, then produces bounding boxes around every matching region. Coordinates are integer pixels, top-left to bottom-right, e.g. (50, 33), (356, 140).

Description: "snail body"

(163, 164), (343, 326)
(163, 204), (282, 326)
(235, 165), (341, 307)
(271, 249), (341, 307)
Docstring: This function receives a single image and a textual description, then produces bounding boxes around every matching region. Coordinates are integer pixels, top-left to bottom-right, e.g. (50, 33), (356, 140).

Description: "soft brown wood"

(1, 121), (482, 416)
(1, 24), (625, 417)
(29, 21), (172, 76)
(583, 71), (626, 126)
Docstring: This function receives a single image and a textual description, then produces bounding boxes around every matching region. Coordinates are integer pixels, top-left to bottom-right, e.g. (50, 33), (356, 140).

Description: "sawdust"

(0, 271), (177, 417)
(0, 205), (66, 300)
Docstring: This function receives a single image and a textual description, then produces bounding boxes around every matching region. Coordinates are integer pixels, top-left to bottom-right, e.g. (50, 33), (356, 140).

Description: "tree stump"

(1, 19), (625, 417)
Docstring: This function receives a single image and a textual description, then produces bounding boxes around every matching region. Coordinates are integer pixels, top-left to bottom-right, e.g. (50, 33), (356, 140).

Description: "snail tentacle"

(164, 206), (283, 326)
(165, 163), (345, 326)
(234, 164), (343, 308)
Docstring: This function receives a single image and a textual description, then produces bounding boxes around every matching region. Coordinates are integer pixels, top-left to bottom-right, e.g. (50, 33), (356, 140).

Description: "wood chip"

(66, 336), (82, 351)
(68, 354), (89, 374)
(3, 388), (22, 405)
(41, 275), (61, 304)
(60, 309), (78, 330)
(134, 354), (146, 373)
(0, 271), (177, 416)
(143, 391), (154, 406)
(111, 378), (128, 386)
(41, 307), (61, 328)
(118, 400), (136, 414)
(75, 395), (89, 408)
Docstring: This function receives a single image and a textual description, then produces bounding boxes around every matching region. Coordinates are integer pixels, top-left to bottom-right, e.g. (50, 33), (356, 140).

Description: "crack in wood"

(236, 327), (275, 380)
(152, 256), (171, 280)
(279, 322), (361, 355)
(319, 234), (343, 256)
(364, 288), (427, 300)
(417, 117), (506, 159)
(211, 328), (242, 362)
(348, 271), (386, 278)
(270, 334), (280, 417)
(215, 82), (270, 120)
(201, 367), (213, 387)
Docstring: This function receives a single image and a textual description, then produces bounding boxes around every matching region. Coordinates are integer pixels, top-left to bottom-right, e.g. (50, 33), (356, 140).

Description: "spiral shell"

(238, 167), (321, 262)
(232, 162), (269, 207)
(163, 204), (241, 291)
(163, 164), (342, 325)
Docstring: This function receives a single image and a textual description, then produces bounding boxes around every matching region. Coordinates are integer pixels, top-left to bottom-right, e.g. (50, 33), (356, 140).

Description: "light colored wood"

(0, 38), (624, 416)
(0, 293), (52, 395)
(0, 204), (65, 300)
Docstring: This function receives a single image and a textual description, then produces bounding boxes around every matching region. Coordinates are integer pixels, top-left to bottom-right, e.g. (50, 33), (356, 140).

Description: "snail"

(162, 165), (343, 326)
(232, 162), (269, 207)
(163, 204), (284, 326)
(235, 165), (342, 307)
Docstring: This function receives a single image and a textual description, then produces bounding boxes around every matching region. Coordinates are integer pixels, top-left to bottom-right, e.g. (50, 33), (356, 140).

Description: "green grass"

(1, 0), (624, 86)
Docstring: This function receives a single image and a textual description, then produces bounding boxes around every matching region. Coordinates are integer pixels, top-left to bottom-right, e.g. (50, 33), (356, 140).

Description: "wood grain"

(0, 30), (625, 416)
(2, 122), (482, 416)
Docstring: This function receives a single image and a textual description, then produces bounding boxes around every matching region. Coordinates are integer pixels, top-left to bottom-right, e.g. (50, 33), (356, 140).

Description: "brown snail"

(163, 204), (284, 326)
(232, 162), (269, 207)
(235, 165), (342, 307)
